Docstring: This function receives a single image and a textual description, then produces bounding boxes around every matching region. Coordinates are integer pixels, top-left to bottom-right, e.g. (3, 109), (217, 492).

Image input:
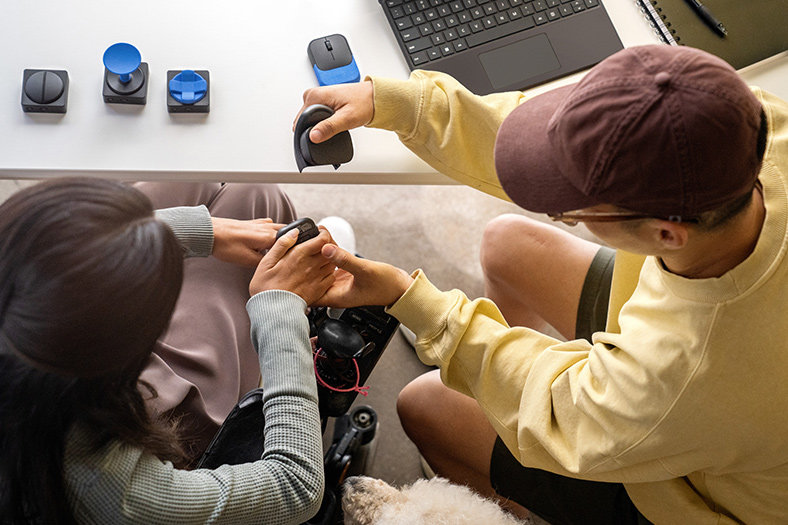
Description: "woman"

(0, 178), (333, 523)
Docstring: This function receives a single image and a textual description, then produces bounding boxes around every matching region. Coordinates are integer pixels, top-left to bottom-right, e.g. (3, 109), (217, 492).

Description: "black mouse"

(307, 34), (360, 86)
(308, 34), (353, 70)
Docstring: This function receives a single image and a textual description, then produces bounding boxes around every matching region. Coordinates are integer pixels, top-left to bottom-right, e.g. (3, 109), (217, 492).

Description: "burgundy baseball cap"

(494, 45), (763, 219)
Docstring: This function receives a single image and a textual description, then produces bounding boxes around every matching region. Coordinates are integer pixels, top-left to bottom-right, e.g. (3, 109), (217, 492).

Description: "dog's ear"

(342, 476), (405, 525)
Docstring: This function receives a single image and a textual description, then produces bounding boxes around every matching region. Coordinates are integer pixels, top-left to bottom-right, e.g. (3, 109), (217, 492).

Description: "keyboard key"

(400, 29), (420, 41)
(391, 7), (405, 18)
(433, 19), (447, 30)
(446, 15), (460, 26)
(521, 2), (535, 15)
(453, 38), (468, 51)
(416, 0), (430, 10)
(386, 0), (404, 6)
(559, 4), (572, 15)
(466, 14), (534, 46)
(440, 43), (455, 56)
(425, 8), (439, 20)
(463, 0), (477, 7)
(411, 50), (429, 65)
(431, 33), (445, 45)
(412, 13), (426, 24)
(534, 12), (548, 23)
(428, 47), (443, 60)
(406, 36), (432, 53)
(470, 20), (484, 32)
(396, 17), (414, 29)
(533, 0), (547, 11)
(458, 24), (472, 36)
(547, 7), (560, 19)
(483, 15), (497, 27)
(459, 11), (472, 22)
(419, 23), (434, 35)
(450, 1), (465, 12)
(509, 7), (522, 18)
(445, 28), (459, 39)
(571, 0), (585, 11)
(584, 0), (599, 6)
(484, 3), (497, 14)
(438, 5), (452, 16)
(547, 0), (560, 6)
(496, 12), (510, 23)
(471, 6), (485, 18)
(404, 2), (417, 14)
(496, 0), (510, 9)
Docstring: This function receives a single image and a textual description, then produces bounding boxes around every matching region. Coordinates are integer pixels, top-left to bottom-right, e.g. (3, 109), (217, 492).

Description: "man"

(298, 45), (788, 524)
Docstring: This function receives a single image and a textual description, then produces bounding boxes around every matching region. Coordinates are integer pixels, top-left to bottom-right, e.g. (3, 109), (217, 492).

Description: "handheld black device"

(293, 104), (353, 172)
(275, 217), (320, 244)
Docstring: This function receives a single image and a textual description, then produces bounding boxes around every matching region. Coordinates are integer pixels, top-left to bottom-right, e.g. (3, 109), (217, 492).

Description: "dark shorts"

(489, 247), (651, 525)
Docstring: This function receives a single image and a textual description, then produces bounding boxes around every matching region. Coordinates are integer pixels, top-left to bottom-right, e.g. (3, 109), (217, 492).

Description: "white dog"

(341, 475), (531, 525)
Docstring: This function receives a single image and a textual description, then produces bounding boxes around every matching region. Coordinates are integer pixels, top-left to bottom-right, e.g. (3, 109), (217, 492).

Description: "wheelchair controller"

(276, 217), (401, 418)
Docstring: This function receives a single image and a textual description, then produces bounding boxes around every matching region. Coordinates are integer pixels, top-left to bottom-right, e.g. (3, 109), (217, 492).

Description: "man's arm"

(297, 70), (528, 201)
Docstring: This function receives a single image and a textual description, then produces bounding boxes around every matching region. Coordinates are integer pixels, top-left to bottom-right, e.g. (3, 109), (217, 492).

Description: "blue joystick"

(102, 43), (148, 103)
(103, 43), (140, 83)
(169, 70), (207, 104)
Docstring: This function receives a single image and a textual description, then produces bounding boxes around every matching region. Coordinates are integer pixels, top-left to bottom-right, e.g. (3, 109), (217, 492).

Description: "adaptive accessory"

(275, 217), (320, 244)
(494, 45), (763, 221)
(167, 69), (210, 113)
(102, 42), (149, 105)
(308, 34), (360, 86)
(21, 69), (69, 113)
(293, 104), (353, 172)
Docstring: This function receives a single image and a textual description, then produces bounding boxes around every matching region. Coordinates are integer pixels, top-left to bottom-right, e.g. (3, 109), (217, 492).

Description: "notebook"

(378, 0), (623, 95)
(635, 0), (788, 69)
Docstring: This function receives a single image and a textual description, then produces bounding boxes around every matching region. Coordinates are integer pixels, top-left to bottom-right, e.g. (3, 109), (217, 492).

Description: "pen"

(684, 0), (727, 38)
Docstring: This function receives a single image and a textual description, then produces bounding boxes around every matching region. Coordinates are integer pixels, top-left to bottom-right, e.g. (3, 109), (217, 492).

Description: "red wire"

(313, 347), (370, 396)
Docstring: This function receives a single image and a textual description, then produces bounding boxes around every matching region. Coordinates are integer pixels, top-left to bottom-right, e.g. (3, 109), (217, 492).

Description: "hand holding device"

(211, 217), (284, 267)
(250, 221), (333, 303)
(295, 80), (374, 144)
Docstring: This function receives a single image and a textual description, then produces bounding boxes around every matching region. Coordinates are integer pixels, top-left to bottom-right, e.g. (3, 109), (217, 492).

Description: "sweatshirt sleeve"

(386, 270), (681, 484)
(66, 291), (324, 525)
(155, 205), (214, 258)
(368, 70), (528, 201)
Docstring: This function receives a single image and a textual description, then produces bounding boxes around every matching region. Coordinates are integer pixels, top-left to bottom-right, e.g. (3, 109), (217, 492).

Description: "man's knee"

(480, 214), (555, 281)
(397, 370), (456, 446)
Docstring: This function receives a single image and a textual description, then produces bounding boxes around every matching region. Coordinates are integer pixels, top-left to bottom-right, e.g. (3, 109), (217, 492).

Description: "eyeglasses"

(547, 210), (699, 227)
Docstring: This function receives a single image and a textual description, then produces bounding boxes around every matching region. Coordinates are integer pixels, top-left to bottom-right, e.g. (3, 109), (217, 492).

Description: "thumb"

(262, 229), (299, 268)
(310, 116), (346, 143)
(322, 244), (365, 273)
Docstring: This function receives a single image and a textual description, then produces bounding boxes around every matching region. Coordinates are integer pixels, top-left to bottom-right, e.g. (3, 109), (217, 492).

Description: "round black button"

(25, 71), (64, 104)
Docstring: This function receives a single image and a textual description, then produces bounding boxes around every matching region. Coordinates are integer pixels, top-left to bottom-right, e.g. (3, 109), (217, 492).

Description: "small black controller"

(275, 217), (320, 244)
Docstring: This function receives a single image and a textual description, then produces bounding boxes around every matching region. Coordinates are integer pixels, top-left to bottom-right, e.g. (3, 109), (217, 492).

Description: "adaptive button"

(102, 43), (149, 105)
(169, 70), (207, 104)
(24, 71), (64, 104)
(21, 69), (69, 114)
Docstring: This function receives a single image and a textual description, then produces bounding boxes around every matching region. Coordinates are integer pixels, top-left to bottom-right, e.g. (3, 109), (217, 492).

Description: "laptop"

(379, 0), (623, 95)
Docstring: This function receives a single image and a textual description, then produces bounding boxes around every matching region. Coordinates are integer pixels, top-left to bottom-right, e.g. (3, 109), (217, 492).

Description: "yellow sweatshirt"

(371, 70), (788, 524)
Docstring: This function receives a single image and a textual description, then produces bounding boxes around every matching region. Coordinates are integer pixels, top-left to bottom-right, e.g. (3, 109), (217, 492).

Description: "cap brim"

(494, 84), (598, 214)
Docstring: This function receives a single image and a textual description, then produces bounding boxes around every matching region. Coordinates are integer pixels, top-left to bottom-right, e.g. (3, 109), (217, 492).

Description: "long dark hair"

(0, 178), (187, 523)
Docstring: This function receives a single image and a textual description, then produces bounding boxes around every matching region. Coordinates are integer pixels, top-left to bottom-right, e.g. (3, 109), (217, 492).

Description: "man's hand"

(212, 217), (285, 267)
(250, 228), (336, 305)
(315, 244), (414, 308)
(294, 80), (374, 144)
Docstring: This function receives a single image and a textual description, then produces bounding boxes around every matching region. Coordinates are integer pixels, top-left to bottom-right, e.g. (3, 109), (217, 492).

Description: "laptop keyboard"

(383, 0), (601, 67)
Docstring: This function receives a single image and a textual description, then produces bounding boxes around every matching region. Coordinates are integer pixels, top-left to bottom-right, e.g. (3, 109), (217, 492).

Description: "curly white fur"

(342, 476), (528, 525)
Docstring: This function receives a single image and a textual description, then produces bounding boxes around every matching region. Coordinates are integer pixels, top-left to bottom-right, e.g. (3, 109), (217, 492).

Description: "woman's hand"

(315, 244), (414, 308)
(211, 217), (285, 267)
(294, 80), (375, 143)
(250, 228), (336, 305)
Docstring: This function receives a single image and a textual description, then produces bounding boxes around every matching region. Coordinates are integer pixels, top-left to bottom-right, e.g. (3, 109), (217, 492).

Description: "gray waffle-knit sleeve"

(155, 205), (214, 258)
(65, 291), (324, 524)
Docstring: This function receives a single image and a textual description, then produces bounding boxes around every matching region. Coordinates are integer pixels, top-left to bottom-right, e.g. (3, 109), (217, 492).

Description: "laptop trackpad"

(478, 34), (560, 90)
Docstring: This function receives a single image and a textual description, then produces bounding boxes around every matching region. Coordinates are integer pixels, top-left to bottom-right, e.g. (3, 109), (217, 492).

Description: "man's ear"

(651, 220), (690, 250)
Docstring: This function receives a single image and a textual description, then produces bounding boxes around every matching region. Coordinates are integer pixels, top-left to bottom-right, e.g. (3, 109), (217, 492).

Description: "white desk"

(0, 0), (786, 184)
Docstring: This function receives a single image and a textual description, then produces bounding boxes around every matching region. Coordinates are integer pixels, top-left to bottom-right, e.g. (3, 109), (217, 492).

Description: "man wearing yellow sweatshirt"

(297, 45), (788, 524)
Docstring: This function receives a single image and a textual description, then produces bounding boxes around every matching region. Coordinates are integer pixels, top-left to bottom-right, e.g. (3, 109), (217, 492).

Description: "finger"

(261, 228), (299, 268)
(321, 244), (366, 274)
(309, 114), (347, 143)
